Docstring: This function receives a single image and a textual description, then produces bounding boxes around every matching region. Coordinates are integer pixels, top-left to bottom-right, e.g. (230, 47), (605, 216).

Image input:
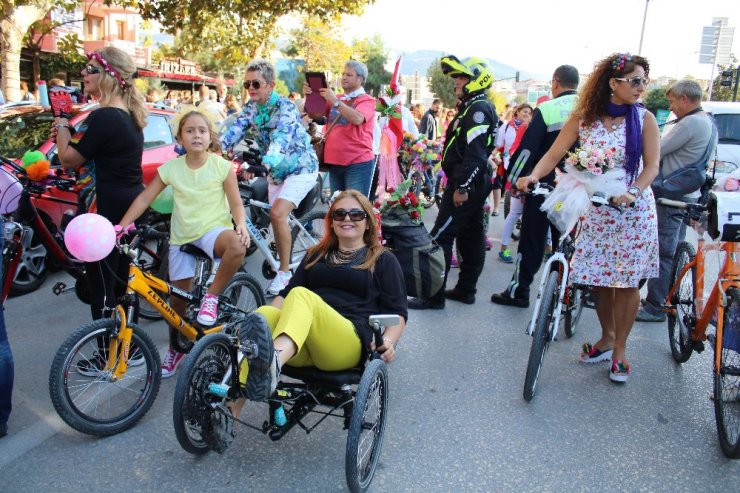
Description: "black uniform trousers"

(429, 176), (490, 303)
(506, 193), (560, 300)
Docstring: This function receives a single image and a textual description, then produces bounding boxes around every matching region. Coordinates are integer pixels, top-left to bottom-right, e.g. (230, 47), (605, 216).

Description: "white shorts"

(168, 226), (231, 281)
(268, 172), (318, 207)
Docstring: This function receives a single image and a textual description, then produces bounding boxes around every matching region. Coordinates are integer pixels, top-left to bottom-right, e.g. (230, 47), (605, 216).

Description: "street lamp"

(638, 0), (651, 55)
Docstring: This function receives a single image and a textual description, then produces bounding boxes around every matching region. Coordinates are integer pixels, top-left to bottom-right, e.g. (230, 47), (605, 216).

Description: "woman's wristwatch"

(628, 185), (642, 197)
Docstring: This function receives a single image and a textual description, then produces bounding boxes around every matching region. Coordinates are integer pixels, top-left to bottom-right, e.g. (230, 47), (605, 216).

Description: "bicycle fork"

(526, 252), (570, 340)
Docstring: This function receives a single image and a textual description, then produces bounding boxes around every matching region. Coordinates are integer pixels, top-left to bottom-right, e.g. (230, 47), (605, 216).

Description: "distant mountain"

(394, 50), (537, 81)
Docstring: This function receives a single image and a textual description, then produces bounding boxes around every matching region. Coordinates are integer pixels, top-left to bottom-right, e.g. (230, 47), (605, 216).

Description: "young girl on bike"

(119, 109), (249, 377)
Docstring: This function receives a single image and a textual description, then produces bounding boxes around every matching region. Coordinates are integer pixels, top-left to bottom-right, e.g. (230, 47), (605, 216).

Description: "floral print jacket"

(220, 92), (318, 184)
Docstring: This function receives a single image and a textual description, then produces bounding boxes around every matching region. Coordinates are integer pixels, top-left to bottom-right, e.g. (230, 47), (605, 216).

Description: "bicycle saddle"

(180, 244), (210, 260)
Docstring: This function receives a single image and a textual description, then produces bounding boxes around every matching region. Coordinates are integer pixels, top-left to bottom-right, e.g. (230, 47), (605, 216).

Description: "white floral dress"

(569, 107), (659, 288)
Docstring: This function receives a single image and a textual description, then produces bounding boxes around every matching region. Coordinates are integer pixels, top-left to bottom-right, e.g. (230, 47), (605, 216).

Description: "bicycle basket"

(708, 191), (740, 242)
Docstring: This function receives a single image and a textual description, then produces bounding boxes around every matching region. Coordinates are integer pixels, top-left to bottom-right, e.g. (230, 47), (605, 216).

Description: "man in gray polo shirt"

(637, 80), (717, 322)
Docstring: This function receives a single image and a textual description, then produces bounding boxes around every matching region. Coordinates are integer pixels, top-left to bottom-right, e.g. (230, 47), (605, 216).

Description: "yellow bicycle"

(48, 226), (264, 436)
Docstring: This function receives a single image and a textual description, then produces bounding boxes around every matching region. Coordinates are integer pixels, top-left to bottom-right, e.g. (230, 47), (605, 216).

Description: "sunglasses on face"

(84, 64), (101, 75)
(614, 76), (649, 88)
(243, 80), (264, 90)
(331, 208), (368, 222)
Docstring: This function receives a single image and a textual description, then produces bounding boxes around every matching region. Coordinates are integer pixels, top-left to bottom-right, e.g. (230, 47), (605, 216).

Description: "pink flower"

(591, 168), (603, 175)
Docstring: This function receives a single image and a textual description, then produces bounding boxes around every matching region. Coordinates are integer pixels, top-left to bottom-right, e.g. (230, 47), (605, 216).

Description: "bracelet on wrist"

(382, 337), (395, 350)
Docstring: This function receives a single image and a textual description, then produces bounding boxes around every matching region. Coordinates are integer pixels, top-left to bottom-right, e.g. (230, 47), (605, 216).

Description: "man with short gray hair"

(637, 79), (717, 322)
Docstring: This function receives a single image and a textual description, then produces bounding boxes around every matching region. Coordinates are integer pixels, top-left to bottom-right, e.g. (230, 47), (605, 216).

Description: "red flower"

(407, 192), (419, 207)
(387, 187), (395, 193)
(399, 197), (408, 206)
(373, 201), (382, 208)
(410, 210), (420, 220)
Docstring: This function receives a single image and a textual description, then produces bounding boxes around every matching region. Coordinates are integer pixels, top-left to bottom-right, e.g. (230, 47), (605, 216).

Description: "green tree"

(274, 78), (290, 97)
(487, 90), (509, 114)
(426, 58), (456, 107)
(282, 16), (352, 78)
(711, 58), (738, 102)
(643, 87), (670, 115)
(352, 34), (391, 97)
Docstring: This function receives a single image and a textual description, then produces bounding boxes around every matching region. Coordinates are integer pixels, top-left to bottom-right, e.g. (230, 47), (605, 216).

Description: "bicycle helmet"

(440, 55), (494, 95)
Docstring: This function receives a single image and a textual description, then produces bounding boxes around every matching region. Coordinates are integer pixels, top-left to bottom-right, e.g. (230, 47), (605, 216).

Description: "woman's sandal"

(579, 342), (613, 364)
(609, 360), (630, 383)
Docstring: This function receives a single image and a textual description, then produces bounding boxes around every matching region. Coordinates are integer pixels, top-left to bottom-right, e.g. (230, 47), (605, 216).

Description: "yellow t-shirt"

(157, 154), (233, 245)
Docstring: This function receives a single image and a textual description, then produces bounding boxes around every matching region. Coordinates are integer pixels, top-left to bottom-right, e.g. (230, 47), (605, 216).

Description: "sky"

(335, 0), (740, 79)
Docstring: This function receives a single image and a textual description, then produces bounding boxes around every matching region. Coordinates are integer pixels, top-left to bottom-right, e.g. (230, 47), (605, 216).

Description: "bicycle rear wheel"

(408, 169), (435, 209)
(48, 319), (161, 436)
(290, 210), (326, 266)
(523, 270), (559, 402)
(714, 289), (740, 459)
(138, 217), (170, 320)
(221, 272), (265, 315)
(173, 333), (236, 454)
(667, 241), (696, 364)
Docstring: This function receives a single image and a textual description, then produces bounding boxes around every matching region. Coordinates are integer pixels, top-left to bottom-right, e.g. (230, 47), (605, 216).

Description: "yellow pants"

(240, 287), (362, 385)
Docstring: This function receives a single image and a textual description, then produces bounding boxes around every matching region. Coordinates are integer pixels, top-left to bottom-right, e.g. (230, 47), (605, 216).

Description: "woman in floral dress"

(516, 53), (660, 383)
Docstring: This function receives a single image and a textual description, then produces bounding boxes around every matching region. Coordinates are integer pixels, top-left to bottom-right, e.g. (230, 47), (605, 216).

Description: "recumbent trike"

(172, 313), (400, 493)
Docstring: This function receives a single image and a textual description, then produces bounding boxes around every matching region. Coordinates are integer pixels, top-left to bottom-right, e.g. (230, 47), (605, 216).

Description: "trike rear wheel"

(173, 333), (236, 455)
(667, 241), (696, 364)
(346, 359), (389, 493)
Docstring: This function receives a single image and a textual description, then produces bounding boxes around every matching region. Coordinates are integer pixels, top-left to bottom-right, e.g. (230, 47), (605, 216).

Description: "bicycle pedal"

(693, 341), (705, 353)
(52, 282), (74, 296)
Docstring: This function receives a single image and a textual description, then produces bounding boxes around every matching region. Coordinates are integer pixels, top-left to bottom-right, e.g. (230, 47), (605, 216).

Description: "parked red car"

(0, 102), (178, 227)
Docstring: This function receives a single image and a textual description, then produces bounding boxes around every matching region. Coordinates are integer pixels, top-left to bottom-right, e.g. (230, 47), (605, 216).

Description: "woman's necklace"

(605, 116), (619, 130)
(327, 246), (367, 266)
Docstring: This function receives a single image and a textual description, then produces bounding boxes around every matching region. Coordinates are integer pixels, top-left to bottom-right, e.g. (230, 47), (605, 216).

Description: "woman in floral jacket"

(221, 59), (319, 295)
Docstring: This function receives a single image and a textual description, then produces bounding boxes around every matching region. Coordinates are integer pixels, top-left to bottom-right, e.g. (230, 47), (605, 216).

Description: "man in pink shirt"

(305, 61), (376, 196)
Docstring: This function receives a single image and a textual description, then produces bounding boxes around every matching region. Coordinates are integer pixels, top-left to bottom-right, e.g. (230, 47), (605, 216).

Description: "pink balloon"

(64, 213), (116, 262)
(0, 167), (23, 214)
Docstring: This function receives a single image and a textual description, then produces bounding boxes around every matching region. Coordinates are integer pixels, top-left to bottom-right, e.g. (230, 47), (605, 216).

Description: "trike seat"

(281, 365), (362, 387)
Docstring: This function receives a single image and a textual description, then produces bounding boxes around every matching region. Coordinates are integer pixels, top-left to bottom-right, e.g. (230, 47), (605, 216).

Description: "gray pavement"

(1, 210), (740, 492)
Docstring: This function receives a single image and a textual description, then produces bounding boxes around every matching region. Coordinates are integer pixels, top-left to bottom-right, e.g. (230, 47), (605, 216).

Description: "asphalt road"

(1, 209), (739, 492)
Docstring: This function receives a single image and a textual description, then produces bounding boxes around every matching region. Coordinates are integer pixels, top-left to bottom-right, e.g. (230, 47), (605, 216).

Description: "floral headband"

(611, 53), (633, 72)
(87, 51), (129, 91)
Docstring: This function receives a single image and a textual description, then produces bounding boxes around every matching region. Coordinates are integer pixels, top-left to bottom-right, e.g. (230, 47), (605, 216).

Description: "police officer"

(491, 65), (579, 308)
(409, 56), (497, 309)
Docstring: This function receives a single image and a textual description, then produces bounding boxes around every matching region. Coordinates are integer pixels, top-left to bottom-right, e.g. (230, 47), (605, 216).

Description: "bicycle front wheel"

(714, 289), (740, 459)
(173, 333), (236, 454)
(523, 270), (559, 402)
(48, 319), (161, 436)
(290, 210), (326, 265)
(668, 241), (696, 364)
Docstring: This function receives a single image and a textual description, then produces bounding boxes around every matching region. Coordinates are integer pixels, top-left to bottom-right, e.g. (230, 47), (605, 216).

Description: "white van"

(703, 101), (740, 174)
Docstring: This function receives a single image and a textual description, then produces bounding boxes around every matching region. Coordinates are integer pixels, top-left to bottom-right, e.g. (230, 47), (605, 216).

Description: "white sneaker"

(267, 270), (292, 296)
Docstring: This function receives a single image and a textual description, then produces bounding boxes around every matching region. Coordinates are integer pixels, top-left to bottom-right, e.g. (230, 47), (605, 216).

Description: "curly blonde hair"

(93, 47), (148, 130)
(573, 53), (650, 126)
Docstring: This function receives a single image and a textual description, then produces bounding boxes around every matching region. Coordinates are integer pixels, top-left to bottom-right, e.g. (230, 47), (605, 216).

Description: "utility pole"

(638, 0), (651, 54)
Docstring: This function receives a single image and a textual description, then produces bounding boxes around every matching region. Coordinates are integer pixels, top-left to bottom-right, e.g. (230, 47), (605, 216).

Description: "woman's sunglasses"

(331, 208), (368, 222)
(84, 64), (101, 75)
(243, 80), (264, 90)
(614, 76), (649, 88)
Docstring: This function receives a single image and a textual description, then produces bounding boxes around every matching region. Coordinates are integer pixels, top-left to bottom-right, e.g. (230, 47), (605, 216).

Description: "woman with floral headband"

(50, 47), (149, 325)
(516, 53), (660, 383)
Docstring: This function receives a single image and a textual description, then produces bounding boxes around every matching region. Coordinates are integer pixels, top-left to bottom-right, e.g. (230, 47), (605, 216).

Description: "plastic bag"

(541, 165), (627, 234)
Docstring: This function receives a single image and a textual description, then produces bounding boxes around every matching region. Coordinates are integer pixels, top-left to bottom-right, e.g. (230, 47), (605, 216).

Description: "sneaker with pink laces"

(267, 270), (292, 296)
(161, 348), (186, 378)
(197, 293), (219, 326)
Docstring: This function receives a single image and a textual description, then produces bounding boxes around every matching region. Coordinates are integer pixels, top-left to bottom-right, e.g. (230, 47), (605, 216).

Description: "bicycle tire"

(503, 190), (511, 219)
(563, 285), (584, 339)
(173, 333), (236, 455)
(714, 289), (740, 459)
(433, 171), (446, 208)
(48, 318), (161, 436)
(138, 224), (170, 320)
(346, 359), (389, 493)
(667, 241), (696, 364)
(408, 169), (435, 209)
(523, 270), (559, 402)
(290, 209), (326, 266)
(221, 272), (266, 315)
(9, 225), (48, 296)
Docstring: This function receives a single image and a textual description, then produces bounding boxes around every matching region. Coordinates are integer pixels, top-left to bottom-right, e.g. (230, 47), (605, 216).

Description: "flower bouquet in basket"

(541, 146), (627, 234)
(399, 135), (443, 169)
(375, 179), (425, 225)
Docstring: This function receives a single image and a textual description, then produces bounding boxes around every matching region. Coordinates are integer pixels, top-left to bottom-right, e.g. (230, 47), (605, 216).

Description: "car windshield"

(715, 113), (740, 145)
(0, 108), (55, 159)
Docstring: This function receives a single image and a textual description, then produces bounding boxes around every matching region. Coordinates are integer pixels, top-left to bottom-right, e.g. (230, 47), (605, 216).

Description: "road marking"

(0, 411), (65, 468)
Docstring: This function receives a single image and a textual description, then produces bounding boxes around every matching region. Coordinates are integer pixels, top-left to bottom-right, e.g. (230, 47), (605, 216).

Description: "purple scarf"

(606, 102), (642, 182)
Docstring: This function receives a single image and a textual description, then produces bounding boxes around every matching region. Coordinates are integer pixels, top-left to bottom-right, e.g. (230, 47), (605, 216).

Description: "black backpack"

(381, 210), (444, 299)
(652, 119), (717, 200)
